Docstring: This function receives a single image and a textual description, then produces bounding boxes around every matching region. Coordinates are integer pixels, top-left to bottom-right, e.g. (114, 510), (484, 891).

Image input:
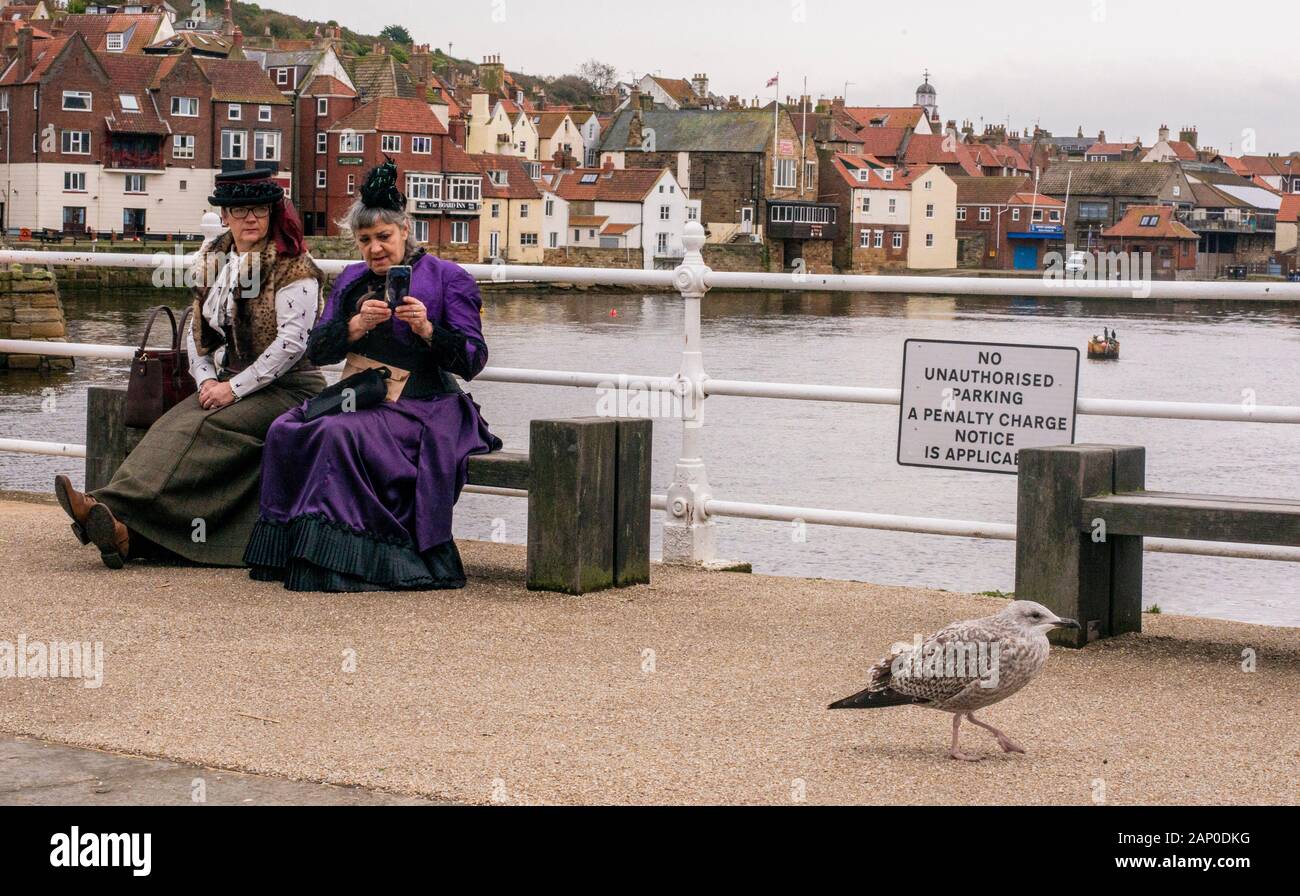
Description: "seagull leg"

(948, 712), (981, 761)
(966, 712), (1025, 754)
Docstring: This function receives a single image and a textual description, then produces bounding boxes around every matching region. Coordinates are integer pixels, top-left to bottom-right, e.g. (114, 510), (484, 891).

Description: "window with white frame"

(659, 204), (670, 220)
(413, 219), (429, 243)
(254, 131), (280, 161)
(172, 134), (194, 159)
(62, 91), (91, 111)
(412, 136), (432, 154)
(447, 176), (481, 202)
(859, 228), (870, 248)
(862, 196), (870, 213)
(657, 233), (669, 255)
(125, 174), (146, 193)
(0, 92), (8, 112)
(979, 207), (991, 222)
(888, 198), (897, 214)
(892, 231), (903, 249)
(339, 132), (364, 153)
(804, 161), (815, 185)
(259, 106), (272, 122)
(171, 96), (198, 117)
(520, 203), (529, 218)
(106, 33), (125, 52)
(316, 133), (327, 154)
(1049, 209), (1061, 222)
(347, 174), (355, 195)
(63, 171), (86, 192)
(228, 104), (241, 120)
(924, 179), (933, 190)
(925, 233), (934, 247)
(548, 233), (558, 248)
(521, 233), (538, 247)
(382, 134), (401, 153)
(926, 203), (935, 219)
(488, 169), (507, 186)
(317, 97), (328, 116)
(1032, 209), (1044, 222)
(316, 169), (326, 189)
(119, 94), (139, 113)
(491, 203), (500, 219)
(956, 206), (966, 221)
(407, 173), (441, 200)
(873, 230), (883, 249)
(1012, 208), (1021, 221)
(687, 205), (699, 221)
(221, 130), (246, 160)
(544, 198), (554, 216)
(277, 69), (289, 86)
(882, 167), (894, 181)
(61, 130), (91, 154)
(775, 159), (796, 188)
(451, 220), (469, 243)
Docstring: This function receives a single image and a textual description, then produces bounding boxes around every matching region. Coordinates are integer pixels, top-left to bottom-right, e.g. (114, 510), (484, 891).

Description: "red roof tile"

(196, 57), (289, 105)
(553, 167), (669, 202)
(331, 97), (446, 135)
(1102, 205), (1197, 240)
(1278, 194), (1300, 224)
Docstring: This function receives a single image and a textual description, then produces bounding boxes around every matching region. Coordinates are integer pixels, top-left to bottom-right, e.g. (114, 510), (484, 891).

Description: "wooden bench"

(85, 386), (652, 595)
(1015, 444), (1300, 647)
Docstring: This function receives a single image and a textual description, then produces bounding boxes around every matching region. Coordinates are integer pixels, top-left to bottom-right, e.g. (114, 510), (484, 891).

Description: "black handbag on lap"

(303, 366), (391, 422)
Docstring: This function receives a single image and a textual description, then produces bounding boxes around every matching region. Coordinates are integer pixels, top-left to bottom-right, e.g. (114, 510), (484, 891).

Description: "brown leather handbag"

(124, 305), (198, 428)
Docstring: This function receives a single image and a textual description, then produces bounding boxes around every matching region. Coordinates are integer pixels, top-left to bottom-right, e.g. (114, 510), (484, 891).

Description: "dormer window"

(277, 69), (289, 86)
(489, 170), (508, 186)
(106, 33), (125, 53)
(855, 169), (869, 182)
(882, 168), (894, 181)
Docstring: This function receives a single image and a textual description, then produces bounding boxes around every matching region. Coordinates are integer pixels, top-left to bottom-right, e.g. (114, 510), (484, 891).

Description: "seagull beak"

(1053, 617), (1080, 630)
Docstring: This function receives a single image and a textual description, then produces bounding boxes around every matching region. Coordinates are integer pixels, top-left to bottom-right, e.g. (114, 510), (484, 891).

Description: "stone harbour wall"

(0, 266), (74, 370)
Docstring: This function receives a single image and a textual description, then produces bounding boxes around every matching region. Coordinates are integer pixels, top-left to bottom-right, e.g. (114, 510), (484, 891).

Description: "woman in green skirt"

(53, 168), (326, 568)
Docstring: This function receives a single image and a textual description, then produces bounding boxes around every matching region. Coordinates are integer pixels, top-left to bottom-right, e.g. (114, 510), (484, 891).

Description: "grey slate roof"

(1038, 161), (1178, 196)
(599, 110), (773, 154)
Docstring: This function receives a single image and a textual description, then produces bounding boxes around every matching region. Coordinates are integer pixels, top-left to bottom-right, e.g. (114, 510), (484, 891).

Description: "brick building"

(0, 29), (290, 236)
(950, 176), (1066, 270)
(325, 97), (481, 263)
(599, 107), (837, 271)
(1100, 205), (1198, 280)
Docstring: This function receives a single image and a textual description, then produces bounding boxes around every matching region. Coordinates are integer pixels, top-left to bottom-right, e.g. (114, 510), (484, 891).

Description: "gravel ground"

(1, 498), (1296, 805)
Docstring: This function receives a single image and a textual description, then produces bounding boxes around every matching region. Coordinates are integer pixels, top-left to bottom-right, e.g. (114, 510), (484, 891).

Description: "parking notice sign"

(897, 340), (1080, 475)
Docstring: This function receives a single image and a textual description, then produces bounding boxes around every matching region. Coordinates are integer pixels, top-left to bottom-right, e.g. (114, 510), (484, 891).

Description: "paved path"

(1, 498), (1296, 805)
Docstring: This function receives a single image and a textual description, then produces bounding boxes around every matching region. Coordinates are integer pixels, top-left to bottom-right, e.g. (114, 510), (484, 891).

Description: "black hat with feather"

(360, 157), (406, 212)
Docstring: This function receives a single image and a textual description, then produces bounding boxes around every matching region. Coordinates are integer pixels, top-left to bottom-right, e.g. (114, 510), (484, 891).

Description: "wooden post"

(84, 386), (145, 492)
(527, 418), (617, 595)
(1015, 445), (1118, 648)
(613, 418), (652, 587)
(1104, 445), (1146, 637)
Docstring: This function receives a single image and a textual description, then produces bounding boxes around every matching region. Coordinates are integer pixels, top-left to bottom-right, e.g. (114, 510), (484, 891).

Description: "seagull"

(828, 600), (1079, 761)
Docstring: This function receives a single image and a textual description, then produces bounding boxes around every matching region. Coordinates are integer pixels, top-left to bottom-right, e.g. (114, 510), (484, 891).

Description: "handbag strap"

(176, 305), (194, 352)
(139, 305), (178, 353)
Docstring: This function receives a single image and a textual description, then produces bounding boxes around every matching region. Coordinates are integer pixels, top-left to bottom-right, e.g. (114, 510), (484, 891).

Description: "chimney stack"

(222, 0), (234, 37)
(627, 109), (644, 150)
(232, 27), (243, 52)
(16, 24), (31, 82)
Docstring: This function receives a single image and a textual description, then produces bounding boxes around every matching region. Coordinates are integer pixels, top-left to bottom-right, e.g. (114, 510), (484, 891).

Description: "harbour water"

(1, 287), (1297, 626)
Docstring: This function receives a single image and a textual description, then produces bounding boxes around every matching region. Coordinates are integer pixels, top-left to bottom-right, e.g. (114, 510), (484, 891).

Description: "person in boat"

(54, 168), (327, 569)
(244, 160), (502, 592)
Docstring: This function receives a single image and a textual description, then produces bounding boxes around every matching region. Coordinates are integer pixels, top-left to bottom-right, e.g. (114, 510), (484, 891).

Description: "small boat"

(1087, 327), (1120, 360)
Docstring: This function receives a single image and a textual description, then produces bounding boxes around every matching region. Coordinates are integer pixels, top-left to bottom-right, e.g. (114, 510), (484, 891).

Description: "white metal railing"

(2, 220), (1299, 567)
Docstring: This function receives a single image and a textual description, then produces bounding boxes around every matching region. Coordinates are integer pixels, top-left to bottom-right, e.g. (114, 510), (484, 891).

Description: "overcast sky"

(275, 0), (1299, 155)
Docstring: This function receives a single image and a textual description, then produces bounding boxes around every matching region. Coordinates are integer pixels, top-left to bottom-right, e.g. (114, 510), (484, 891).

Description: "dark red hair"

(269, 197), (308, 258)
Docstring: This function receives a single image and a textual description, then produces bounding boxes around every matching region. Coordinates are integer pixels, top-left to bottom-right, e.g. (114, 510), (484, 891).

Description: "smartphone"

(385, 266), (412, 310)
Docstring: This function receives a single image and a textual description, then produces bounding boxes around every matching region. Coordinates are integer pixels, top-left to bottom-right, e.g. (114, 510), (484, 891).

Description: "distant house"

(1085, 142), (1142, 162)
(1100, 206), (1198, 280)
(618, 73), (713, 111)
(951, 176), (1066, 271)
(543, 163), (691, 270)
(466, 93), (521, 157)
(473, 153), (543, 264)
(1237, 154), (1300, 194)
(1038, 161), (1195, 250)
(532, 111), (584, 167)
(601, 108), (837, 271)
(1141, 126), (1202, 163)
(821, 154), (957, 272)
(1277, 195), (1299, 272)
(1181, 171), (1282, 276)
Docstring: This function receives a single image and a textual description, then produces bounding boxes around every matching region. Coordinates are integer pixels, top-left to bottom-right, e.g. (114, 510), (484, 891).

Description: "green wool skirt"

(91, 370), (325, 567)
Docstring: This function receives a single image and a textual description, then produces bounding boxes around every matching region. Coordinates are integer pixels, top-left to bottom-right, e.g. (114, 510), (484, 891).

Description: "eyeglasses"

(227, 205), (271, 220)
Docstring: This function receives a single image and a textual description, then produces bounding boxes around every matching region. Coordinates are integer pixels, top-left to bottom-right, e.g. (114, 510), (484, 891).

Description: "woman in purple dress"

(245, 162), (501, 592)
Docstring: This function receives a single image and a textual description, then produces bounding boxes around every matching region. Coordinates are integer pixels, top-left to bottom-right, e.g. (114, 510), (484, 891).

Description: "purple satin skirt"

(246, 393), (501, 592)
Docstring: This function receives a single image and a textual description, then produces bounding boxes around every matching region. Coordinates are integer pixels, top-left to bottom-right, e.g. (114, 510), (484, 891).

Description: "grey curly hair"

(337, 200), (420, 255)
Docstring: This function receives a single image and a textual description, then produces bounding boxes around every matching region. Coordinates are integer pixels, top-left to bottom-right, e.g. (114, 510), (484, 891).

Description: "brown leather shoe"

(54, 474), (95, 546)
(85, 502), (130, 570)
